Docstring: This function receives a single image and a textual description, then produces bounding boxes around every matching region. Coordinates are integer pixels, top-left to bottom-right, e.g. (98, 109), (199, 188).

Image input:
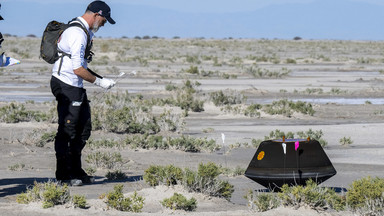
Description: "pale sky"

(1, 0), (384, 40)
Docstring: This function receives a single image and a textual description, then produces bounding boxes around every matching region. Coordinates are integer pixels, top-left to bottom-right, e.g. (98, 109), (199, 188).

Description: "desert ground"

(0, 37), (384, 215)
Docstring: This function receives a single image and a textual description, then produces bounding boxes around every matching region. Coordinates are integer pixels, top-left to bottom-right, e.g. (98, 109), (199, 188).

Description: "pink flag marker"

(295, 141), (299, 151)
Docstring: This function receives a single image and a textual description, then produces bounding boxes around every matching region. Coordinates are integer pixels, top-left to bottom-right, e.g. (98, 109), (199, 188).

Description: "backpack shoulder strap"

(57, 18), (92, 75)
(69, 18), (91, 47)
(68, 18), (93, 63)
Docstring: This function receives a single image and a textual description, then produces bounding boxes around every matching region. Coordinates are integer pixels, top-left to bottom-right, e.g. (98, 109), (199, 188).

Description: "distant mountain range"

(2, 0), (384, 40)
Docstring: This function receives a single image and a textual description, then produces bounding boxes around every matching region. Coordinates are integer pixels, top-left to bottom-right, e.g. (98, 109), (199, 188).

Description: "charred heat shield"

(245, 139), (336, 190)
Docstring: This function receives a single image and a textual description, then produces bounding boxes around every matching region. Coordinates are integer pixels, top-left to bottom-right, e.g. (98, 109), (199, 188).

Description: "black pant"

(50, 76), (92, 180)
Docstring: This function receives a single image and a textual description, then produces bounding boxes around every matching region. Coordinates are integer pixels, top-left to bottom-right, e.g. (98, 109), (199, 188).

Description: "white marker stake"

(282, 143), (287, 154)
(221, 133), (227, 167)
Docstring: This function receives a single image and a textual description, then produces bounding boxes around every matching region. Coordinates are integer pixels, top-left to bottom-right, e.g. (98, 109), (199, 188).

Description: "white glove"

(94, 77), (116, 89)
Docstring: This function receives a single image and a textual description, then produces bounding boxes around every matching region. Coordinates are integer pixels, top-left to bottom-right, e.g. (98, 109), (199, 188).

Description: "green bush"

(143, 163), (234, 200)
(339, 136), (353, 146)
(167, 135), (219, 152)
(220, 166), (246, 177)
(296, 129), (328, 147)
(91, 91), (186, 134)
(346, 176), (384, 210)
(245, 190), (280, 212)
(0, 103), (51, 123)
(105, 185), (145, 212)
(143, 165), (183, 186)
(86, 138), (122, 150)
(8, 163), (26, 171)
(264, 129), (294, 140)
(16, 181), (71, 209)
(72, 194), (88, 209)
(161, 193), (197, 211)
(125, 134), (219, 153)
(244, 104), (262, 117)
(93, 106), (160, 134)
(263, 99), (315, 117)
(36, 131), (56, 147)
(184, 65), (199, 74)
(106, 170), (127, 181)
(251, 138), (263, 148)
(278, 179), (345, 211)
(85, 152), (123, 170)
(151, 80), (205, 113)
(209, 90), (247, 106)
(165, 83), (178, 91)
(143, 165), (164, 186)
(197, 162), (221, 180)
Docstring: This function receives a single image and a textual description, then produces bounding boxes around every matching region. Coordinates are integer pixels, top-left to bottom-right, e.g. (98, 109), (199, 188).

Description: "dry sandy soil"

(0, 37), (384, 215)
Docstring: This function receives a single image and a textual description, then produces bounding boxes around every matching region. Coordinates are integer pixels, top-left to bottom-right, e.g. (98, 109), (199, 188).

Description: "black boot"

(70, 152), (95, 184)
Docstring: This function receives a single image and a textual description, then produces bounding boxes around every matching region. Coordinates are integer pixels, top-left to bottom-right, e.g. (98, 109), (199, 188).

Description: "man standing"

(50, 1), (116, 186)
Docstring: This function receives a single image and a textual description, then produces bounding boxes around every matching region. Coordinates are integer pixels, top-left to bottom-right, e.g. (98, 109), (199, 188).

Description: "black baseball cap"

(87, 1), (115, 24)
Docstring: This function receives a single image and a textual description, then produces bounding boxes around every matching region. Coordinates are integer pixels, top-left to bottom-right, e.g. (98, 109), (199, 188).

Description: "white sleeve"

(66, 27), (88, 70)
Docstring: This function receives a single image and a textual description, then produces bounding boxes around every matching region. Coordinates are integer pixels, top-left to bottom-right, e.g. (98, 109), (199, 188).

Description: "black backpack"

(40, 19), (93, 73)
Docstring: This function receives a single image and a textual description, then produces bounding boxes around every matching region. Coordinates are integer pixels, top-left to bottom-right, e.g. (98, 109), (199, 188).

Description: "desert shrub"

(197, 162), (220, 179)
(17, 181), (71, 209)
(161, 193), (197, 211)
(251, 138), (263, 148)
(278, 179), (345, 211)
(264, 129), (294, 140)
(19, 129), (56, 147)
(245, 190), (280, 212)
(86, 138), (122, 150)
(176, 90), (204, 113)
(304, 88), (324, 95)
(158, 109), (186, 132)
(8, 163), (26, 171)
(144, 165), (183, 186)
(244, 104), (262, 117)
(143, 163), (234, 200)
(85, 167), (96, 176)
(165, 83), (178, 91)
(125, 134), (219, 153)
(296, 129), (328, 147)
(202, 127), (215, 133)
(330, 88), (347, 95)
(246, 66), (290, 78)
(184, 65), (199, 74)
(92, 91), (187, 134)
(93, 106), (160, 134)
(36, 131), (56, 147)
(151, 80), (204, 113)
(263, 99), (315, 117)
(285, 58), (297, 64)
(185, 162), (234, 200)
(125, 134), (165, 149)
(72, 195), (88, 209)
(346, 176), (384, 211)
(209, 90), (247, 106)
(0, 103), (51, 123)
(106, 170), (127, 181)
(166, 135), (219, 152)
(339, 136), (353, 146)
(143, 165), (164, 186)
(105, 184), (144, 212)
(220, 166), (246, 177)
(85, 152), (123, 170)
